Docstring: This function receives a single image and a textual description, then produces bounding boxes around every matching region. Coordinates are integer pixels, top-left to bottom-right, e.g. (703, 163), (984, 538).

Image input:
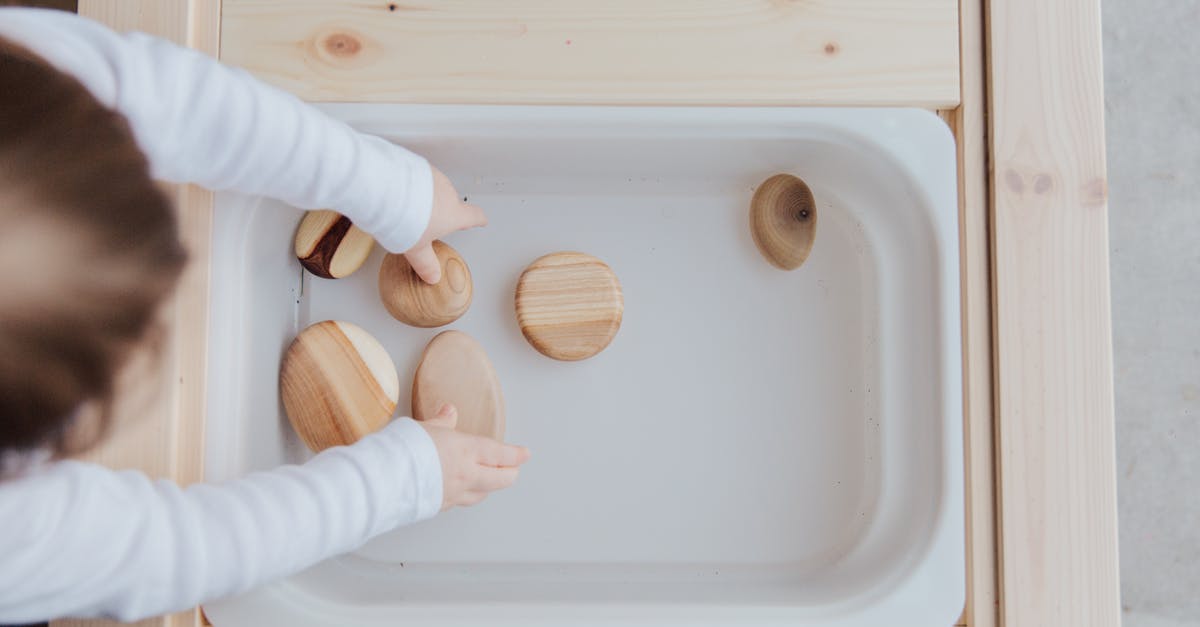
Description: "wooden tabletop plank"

(951, 0), (997, 624)
(988, 0), (1120, 624)
(220, 0), (960, 107)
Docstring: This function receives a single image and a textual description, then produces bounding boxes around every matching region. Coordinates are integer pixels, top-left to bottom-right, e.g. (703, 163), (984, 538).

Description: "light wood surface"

(949, 0), (996, 625)
(280, 320), (399, 451)
(988, 0), (1120, 625)
(412, 330), (505, 440)
(294, 210), (375, 279)
(515, 252), (623, 361)
(60, 2), (219, 627)
(378, 240), (473, 328)
(749, 173), (818, 271)
(219, 0), (960, 107)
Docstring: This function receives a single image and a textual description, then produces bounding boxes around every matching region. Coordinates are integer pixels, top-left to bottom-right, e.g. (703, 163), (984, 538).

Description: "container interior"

(203, 106), (962, 624)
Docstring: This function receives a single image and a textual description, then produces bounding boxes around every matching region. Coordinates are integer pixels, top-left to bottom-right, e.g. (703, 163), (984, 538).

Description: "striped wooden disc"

(280, 320), (399, 451)
(294, 210), (376, 279)
(515, 252), (623, 361)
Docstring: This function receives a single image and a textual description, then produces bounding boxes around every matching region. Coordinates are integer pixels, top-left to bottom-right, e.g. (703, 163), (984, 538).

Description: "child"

(0, 7), (531, 622)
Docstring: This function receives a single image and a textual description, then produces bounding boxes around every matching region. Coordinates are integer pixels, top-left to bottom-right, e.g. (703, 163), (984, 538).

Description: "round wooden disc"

(280, 320), (399, 452)
(749, 173), (817, 270)
(515, 252), (623, 361)
(294, 210), (375, 279)
(378, 240), (473, 328)
(412, 330), (505, 440)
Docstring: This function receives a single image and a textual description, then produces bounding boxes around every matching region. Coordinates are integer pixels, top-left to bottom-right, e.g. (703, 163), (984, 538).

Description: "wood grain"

(515, 252), (623, 361)
(749, 173), (818, 270)
(280, 320), (399, 452)
(219, 0), (960, 107)
(988, 0), (1120, 625)
(294, 209), (375, 279)
(412, 330), (505, 440)
(61, 3), (219, 627)
(378, 240), (473, 328)
(950, 0), (996, 624)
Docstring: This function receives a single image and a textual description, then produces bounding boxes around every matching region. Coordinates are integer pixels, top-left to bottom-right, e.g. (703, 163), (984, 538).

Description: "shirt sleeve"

(0, 418), (443, 623)
(0, 8), (433, 253)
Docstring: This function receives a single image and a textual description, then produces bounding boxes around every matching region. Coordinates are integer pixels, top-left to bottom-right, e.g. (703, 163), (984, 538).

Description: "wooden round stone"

(378, 240), (472, 328)
(294, 210), (375, 279)
(412, 331), (505, 440)
(749, 173), (817, 270)
(279, 320), (399, 452)
(515, 252), (623, 361)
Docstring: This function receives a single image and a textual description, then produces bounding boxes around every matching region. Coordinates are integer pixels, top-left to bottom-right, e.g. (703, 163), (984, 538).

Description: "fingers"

(423, 403), (458, 428)
(456, 202), (488, 230)
(405, 244), (442, 284)
(472, 465), (520, 492)
(476, 440), (532, 468)
(408, 166), (485, 287)
(459, 491), (487, 507)
(456, 468), (517, 507)
(426, 403), (529, 512)
(442, 491), (486, 511)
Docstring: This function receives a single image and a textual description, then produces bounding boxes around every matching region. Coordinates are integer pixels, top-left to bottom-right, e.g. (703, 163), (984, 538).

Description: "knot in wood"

(324, 33), (362, 58)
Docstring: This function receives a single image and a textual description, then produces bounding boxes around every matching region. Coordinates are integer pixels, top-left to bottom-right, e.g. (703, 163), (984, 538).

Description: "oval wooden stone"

(412, 331), (505, 440)
(749, 173), (818, 270)
(280, 320), (399, 452)
(294, 210), (375, 279)
(515, 252), (623, 361)
(378, 240), (473, 328)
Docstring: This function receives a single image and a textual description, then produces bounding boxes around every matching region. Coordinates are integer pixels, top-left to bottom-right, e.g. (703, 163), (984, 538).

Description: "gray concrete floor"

(1104, 1), (1200, 625)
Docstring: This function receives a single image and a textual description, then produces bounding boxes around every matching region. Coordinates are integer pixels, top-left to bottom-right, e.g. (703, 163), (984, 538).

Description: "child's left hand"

(418, 403), (531, 510)
(404, 167), (486, 284)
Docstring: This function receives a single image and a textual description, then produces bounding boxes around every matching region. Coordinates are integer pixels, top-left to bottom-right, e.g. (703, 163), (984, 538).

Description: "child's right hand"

(418, 403), (531, 510)
(403, 167), (487, 285)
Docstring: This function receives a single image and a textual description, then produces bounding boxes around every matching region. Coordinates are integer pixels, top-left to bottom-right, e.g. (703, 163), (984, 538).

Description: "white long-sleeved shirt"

(0, 8), (443, 623)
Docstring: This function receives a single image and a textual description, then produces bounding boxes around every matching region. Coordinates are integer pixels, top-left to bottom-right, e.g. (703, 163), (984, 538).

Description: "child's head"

(0, 38), (188, 458)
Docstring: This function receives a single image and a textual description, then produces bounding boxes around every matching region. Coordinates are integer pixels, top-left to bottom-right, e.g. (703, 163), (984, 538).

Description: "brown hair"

(0, 37), (188, 458)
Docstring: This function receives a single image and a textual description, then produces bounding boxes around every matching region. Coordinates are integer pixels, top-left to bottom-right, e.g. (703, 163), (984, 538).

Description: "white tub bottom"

(203, 106), (963, 626)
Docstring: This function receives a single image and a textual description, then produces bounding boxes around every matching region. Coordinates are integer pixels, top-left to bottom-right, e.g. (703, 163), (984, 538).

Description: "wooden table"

(62, 1), (1118, 625)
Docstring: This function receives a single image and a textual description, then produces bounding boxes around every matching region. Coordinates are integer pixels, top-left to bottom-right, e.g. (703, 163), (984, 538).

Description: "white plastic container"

(203, 106), (963, 626)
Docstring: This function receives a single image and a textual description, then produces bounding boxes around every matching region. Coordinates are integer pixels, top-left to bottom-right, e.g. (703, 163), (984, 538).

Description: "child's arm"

(0, 8), (436, 256)
(0, 419), (440, 622)
(0, 408), (525, 623)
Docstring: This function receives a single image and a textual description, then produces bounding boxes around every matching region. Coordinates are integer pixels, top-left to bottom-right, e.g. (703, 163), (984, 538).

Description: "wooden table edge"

(986, 0), (1120, 625)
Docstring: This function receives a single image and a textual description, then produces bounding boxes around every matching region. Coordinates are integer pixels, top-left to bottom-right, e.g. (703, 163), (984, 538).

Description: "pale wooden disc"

(378, 240), (473, 328)
(280, 320), (399, 452)
(514, 252), (623, 361)
(749, 173), (817, 270)
(412, 330), (505, 440)
(294, 210), (376, 279)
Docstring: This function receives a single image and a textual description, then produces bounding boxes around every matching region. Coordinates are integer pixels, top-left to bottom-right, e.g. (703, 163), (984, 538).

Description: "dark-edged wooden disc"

(294, 210), (375, 279)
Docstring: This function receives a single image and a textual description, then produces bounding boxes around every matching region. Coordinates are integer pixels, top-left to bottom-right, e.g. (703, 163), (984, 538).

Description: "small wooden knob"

(294, 210), (376, 279)
(749, 173), (817, 270)
(515, 252), (623, 361)
(412, 330), (505, 440)
(378, 240), (472, 328)
(280, 320), (399, 452)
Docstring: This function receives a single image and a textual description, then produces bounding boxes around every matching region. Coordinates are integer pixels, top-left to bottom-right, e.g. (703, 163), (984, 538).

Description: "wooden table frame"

(59, 1), (1117, 625)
